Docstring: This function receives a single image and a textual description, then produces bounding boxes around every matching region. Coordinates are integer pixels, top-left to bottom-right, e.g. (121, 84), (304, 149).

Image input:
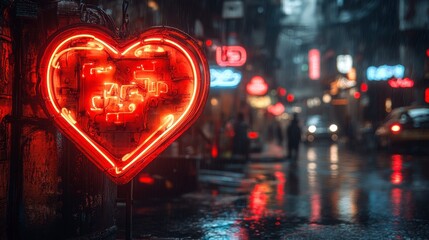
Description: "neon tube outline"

(44, 33), (201, 175)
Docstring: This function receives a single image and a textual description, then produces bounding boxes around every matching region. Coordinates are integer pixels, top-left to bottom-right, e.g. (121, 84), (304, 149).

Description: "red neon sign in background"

(388, 78), (414, 88)
(246, 76), (268, 96)
(216, 46), (247, 67)
(267, 102), (285, 116)
(39, 26), (210, 184)
(308, 49), (320, 80)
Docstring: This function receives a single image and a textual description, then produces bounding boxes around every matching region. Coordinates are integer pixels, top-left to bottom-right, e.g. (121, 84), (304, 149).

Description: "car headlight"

(308, 125), (317, 133)
(329, 124), (338, 132)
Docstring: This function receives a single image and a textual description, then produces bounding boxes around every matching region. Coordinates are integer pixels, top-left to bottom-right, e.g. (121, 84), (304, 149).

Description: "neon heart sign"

(38, 26), (209, 184)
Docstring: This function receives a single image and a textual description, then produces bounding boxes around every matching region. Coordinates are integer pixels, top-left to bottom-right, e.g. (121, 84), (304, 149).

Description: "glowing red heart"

(38, 25), (209, 184)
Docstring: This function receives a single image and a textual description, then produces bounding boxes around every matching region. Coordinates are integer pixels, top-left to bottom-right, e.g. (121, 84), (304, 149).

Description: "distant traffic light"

(286, 94), (295, 102)
(277, 87), (287, 96)
(353, 91), (361, 99)
(360, 83), (368, 92)
(205, 39), (213, 47)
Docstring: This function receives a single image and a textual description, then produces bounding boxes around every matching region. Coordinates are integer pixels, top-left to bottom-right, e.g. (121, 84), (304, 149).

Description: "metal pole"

(125, 179), (133, 240)
(7, 16), (23, 240)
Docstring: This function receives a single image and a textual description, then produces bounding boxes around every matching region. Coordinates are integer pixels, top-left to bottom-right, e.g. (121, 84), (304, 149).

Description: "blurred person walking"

(286, 113), (302, 160)
(232, 112), (250, 160)
(275, 121), (284, 146)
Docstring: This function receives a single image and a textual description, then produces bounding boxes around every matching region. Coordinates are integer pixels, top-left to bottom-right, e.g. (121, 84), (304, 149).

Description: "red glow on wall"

(360, 83), (368, 92)
(286, 94), (295, 102)
(388, 78), (414, 88)
(246, 76), (268, 96)
(38, 26), (210, 184)
(308, 49), (320, 80)
(267, 102), (285, 116)
(216, 46), (247, 67)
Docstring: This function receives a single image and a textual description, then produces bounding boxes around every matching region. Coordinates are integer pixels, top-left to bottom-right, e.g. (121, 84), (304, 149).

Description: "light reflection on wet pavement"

(116, 143), (429, 239)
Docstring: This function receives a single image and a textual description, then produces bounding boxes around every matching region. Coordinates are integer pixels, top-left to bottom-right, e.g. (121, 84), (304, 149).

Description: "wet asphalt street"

(116, 142), (429, 239)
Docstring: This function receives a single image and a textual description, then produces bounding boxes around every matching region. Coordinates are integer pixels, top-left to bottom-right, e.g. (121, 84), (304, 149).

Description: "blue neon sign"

(210, 67), (242, 88)
(366, 65), (405, 81)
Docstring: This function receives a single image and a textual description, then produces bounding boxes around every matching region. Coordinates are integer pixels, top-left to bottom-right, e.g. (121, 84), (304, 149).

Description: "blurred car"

(303, 115), (339, 143)
(375, 105), (429, 150)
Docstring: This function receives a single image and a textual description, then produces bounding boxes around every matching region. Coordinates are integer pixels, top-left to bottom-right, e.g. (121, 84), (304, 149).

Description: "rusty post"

(125, 179), (133, 240)
(7, 14), (23, 240)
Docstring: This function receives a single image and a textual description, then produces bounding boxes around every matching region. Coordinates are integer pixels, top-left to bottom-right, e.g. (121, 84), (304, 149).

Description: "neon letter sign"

(210, 67), (242, 88)
(308, 49), (320, 80)
(388, 78), (414, 88)
(367, 65), (405, 81)
(216, 46), (247, 67)
(39, 26), (210, 184)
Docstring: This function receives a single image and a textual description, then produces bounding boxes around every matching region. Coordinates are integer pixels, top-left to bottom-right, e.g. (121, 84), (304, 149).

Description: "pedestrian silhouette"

(286, 113), (302, 160)
(232, 112), (250, 160)
(275, 121), (283, 146)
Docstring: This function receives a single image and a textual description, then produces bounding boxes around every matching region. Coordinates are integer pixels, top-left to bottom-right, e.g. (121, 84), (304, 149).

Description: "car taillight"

(138, 173), (155, 185)
(248, 131), (259, 139)
(211, 143), (218, 159)
(390, 123), (401, 134)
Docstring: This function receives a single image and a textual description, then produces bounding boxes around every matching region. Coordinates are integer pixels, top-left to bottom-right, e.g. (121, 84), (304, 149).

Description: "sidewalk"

(250, 141), (286, 160)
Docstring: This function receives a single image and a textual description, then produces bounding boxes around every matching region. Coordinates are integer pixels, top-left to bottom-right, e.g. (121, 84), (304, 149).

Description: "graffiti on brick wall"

(0, 11), (12, 235)
(22, 128), (61, 226)
(0, 161), (8, 204)
(0, 27), (12, 96)
(0, 107), (9, 162)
